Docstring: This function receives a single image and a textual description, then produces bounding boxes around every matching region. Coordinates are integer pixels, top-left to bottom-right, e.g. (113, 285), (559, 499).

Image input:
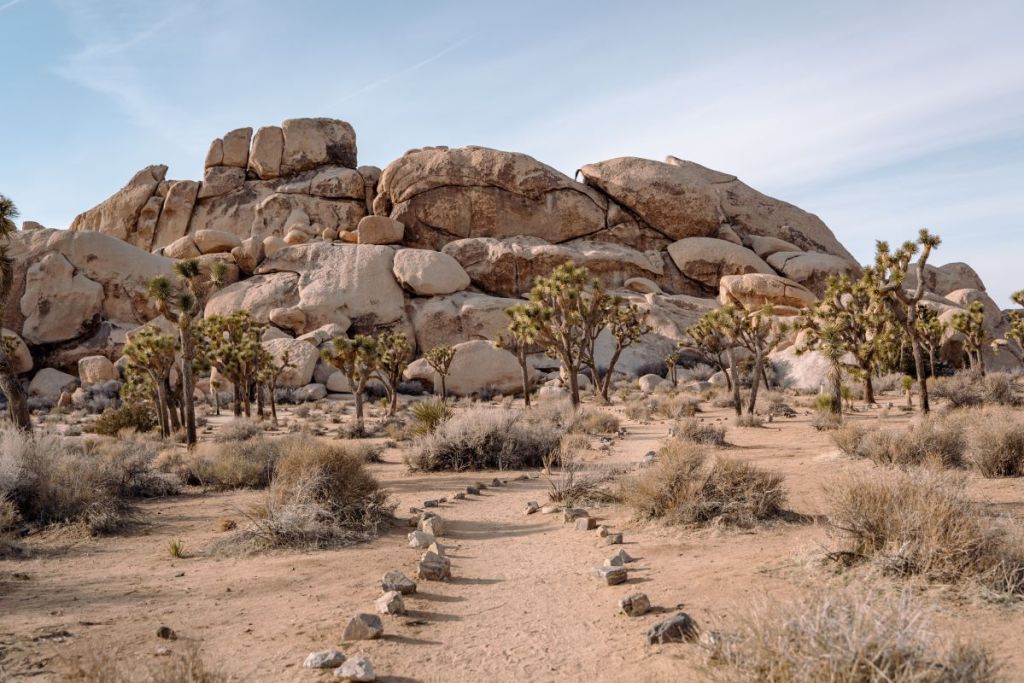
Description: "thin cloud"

(0, 0), (27, 13)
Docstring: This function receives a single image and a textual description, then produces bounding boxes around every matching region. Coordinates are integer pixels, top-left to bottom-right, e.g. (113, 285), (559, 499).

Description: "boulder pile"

(3, 117), (1014, 397)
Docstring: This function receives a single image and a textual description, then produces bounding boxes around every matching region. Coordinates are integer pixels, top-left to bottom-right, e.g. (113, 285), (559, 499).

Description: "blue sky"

(1, 0), (1021, 305)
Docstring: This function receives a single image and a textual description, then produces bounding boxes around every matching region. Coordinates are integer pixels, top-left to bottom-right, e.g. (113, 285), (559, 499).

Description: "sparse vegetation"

(671, 417), (726, 446)
(620, 440), (785, 527)
(825, 468), (1024, 596)
(410, 397), (453, 436)
(91, 403), (158, 436)
(835, 415), (966, 468)
(567, 407), (620, 434)
(966, 408), (1024, 477)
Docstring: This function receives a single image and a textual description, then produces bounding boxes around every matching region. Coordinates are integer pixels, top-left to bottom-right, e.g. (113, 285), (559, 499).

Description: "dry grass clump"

(715, 584), (998, 683)
(648, 393), (702, 419)
(91, 403), (157, 436)
(671, 417), (726, 446)
(833, 416), (966, 468)
(547, 456), (618, 507)
(568, 407), (620, 434)
(214, 419), (263, 442)
(62, 643), (226, 682)
(734, 414), (764, 428)
(825, 468), (1024, 596)
(623, 399), (652, 422)
(180, 435), (285, 489)
(234, 436), (394, 550)
(620, 440), (785, 528)
(0, 429), (176, 534)
(931, 371), (1020, 408)
(965, 407), (1024, 477)
(411, 406), (562, 471)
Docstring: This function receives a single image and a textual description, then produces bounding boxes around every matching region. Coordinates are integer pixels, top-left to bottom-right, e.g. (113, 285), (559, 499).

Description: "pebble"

(427, 541), (446, 557)
(596, 525), (611, 537)
(575, 517), (597, 531)
(606, 549), (634, 565)
(524, 501), (540, 515)
(591, 565), (628, 586)
(491, 478), (502, 487)
(563, 508), (588, 523)
(646, 613), (699, 644)
(375, 591), (406, 615)
(342, 613), (383, 641)
(334, 655), (375, 681)
(603, 533), (624, 545)
(156, 626), (176, 640)
(304, 649), (346, 669)
(466, 486), (480, 495)
(540, 505), (559, 514)
(380, 571), (417, 595)
(619, 593), (651, 617)
(420, 516), (446, 537)
(423, 500), (439, 508)
(453, 492), (467, 500)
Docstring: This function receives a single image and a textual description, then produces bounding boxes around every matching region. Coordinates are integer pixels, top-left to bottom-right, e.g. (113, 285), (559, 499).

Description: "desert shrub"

(932, 371), (1021, 409)
(91, 403), (157, 436)
(411, 407), (562, 471)
(734, 414), (764, 428)
(409, 398), (453, 437)
(671, 417), (726, 446)
(678, 363), (716, 383)
(236, 436), (394, 550)
(620, 440), (785, 527)
(812, 412), (843, 431)
(716, 584), (998, 683)
(825, 468), (1024, 595)
(546, 454), (617, 507)
(214, 419), (262, 443)
(966, 408), (1024, 477)
(184, 435), (285, 489)
(831, 422), (868, 456)
(0, 429), (175, 534)
(650, 393), (701, 419)
(63, 643), (226, 682)
(762, 391), (794, 417)
(712, 396), (736, 409)
(624, 399), (652, 421)
(568, 407), (620, 434)
(852, 416), (966, 468)
(873, 372), (904, 394)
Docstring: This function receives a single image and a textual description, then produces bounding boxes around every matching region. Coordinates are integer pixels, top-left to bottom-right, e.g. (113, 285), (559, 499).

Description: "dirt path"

(4, 404), (1024, 681)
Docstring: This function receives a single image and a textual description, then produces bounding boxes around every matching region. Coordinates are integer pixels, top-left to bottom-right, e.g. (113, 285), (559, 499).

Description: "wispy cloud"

(0, 0), (27, 13)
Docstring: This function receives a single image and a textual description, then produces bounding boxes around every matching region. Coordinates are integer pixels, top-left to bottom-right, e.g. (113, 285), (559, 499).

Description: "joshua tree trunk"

(213, 386), (220, 416)
(910, 338), (930, 413)
(179, 322), (197, 447)
(746, 352), (765, 415)
(438, 374), (448, 403)
(0, 355), (30, 432)
(566, 362), (580, 407)
(667, 363), (678, 388)
(256, 383), (265, 419)
(164, 379), (182, 433)
(863, 373), (875, 406)
(353, 379), (366, 435)
(828, 362), (843, 415)
(926, 348), (937, 378)
(388, 386), (399, 417)
(268, 384), (278, 427)
(232, 385), (242, 417)
(727, 348), (742, 417)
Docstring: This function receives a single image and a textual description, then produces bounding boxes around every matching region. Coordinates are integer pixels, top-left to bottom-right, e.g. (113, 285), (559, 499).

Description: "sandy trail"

(3, 403), (1024, 681)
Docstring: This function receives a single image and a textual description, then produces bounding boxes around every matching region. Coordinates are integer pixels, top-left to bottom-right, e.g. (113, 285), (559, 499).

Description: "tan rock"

(718, 273), (816, 311)
(765, 251), (860, 296)
(221, 127), (252, 168)
(1, 328), (32, 374)
(378, 146), (607, 249)
(261, 337), (320, 388)
(748, 235), (802, 259)
(262, 235), (287, 258)
(255, 243), (406, 331)
(408, 292), (521, 353)
(193, 229), (242, 255)
(945, 288), (1003, 331)
(204, 272), (300, 323)
(204, 138), (223, 168)
(153, 180), (200, 251)
(310, 166), (364, 199)
(326, 370), (351, 393)
(624, 277), (662, 294)
(284, 229), (309, 245)
(231, 236), (265, 274)
(392, 249), (470, 296)
(196, 253), (240, 286)
(269, 306), (307, 333)
(198, 166), (245, 199)
(340, 230), (358, 243)
(666, 237), (774, 288)
(69, 165), (168, 250)
(248, 125), (284, 179)
(78, 355), (118, 385)
(904, 262), (987, 296)
(404, 340), (533, 397)
(357, 216), (404, 245)
(163, 235), (200, 259)
(28, 367), (78, 400)
(20, 252), (104, 344)
(281, 118), (357, 175)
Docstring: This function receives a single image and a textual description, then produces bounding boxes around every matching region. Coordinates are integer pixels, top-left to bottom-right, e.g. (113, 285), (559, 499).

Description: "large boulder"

(1, 329), (32, 374)
(666, 237), (774, 289)
(904, 262), (987, 296)
(20, 252), (104, 345)
(376, 146), (607, 249)
(28, 368), (78, 400)
(152, 180), (200, 251)
(281, 118), (357, 175)
(248, 125), (285, 179)
(262, 337), (320, 388)
(69, 165), (168, 250)
(764, 251), (860, 296)
(408, 292), (520, 353)
(580, 157), (855, 261)
(255, 243), (406, 332)
(204, 272), (300, 323)
(945, 288), (1003, 332)
(403, 340), (531, 396)
(78, 355), (118, 385)
(718, 273), (817, 313)
(443, 236), (697, 298)
(193, 229), (242, 255)
(392, 249), (470, 296)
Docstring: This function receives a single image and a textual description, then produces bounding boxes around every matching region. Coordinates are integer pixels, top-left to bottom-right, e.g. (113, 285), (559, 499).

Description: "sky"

(1, 0), (1021, 305)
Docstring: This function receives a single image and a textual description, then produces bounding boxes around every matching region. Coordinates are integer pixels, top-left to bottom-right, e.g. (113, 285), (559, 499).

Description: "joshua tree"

(950, 301), (989, 375)
(680, 312), (734, 391)
(123, 327), (179, 437)
(798, 273), (892, 406)
(424, 345), (456, 401)
(147, 258), (225, 446)
(871, 229), (941, 413)
(196, 311), (263, 417)
(916, 305), (947, 377)
(1008, 291), (1024, 356)
(322, 335), (379, 434)
(497, 318), (532, 408)
(664, 343), (683, 388)
(506, 262), (593, 407)
(594, 302), (650, 402)
(0, 195), (30, 430)
(709, 305), (788, 416)
(257, 348), (293, 427)
(374, 329), (411, 416)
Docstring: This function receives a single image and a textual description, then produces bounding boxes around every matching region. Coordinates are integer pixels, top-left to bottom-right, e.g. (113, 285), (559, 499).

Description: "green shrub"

(409, 398), (453, 436)
(91, 403), (157, 436)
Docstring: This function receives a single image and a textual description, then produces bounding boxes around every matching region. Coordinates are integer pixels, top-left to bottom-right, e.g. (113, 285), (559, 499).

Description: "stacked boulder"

(0, 116), (1009, 398)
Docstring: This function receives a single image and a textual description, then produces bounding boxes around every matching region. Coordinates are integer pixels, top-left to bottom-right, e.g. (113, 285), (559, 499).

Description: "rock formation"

(0, 116), (1008, 398)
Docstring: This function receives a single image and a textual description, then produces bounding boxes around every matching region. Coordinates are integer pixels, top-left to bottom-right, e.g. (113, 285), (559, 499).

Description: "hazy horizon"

(1, 0), (1021, 305)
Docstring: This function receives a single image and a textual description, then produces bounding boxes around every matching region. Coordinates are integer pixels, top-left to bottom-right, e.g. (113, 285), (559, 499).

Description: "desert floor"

(3, 395), (1024, 682)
